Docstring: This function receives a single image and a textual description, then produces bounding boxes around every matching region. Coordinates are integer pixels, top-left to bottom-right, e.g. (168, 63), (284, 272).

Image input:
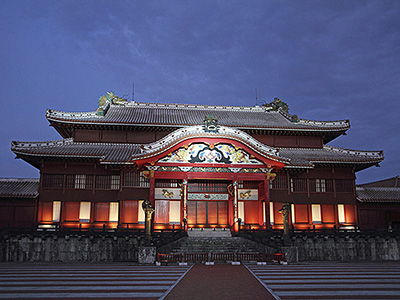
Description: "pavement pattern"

(0, 263), (191, 300)
(164, 263), (277, 300)
(247, 262), (400, 300)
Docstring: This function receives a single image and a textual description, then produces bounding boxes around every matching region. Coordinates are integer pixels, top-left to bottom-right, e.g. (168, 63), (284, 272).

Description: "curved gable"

(132, 125), (288, 170)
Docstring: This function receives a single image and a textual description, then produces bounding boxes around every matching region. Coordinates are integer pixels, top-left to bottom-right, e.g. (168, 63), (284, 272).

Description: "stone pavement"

(0, 263), (190, 299)
(163, 263), (277, 300)
(2, 262), (399, 300)
(247, 262), (400, 300)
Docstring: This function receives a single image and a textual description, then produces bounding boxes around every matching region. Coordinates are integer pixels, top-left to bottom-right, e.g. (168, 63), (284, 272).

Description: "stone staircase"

(158, 235), (276, 254)
(187, 227), (232, 238)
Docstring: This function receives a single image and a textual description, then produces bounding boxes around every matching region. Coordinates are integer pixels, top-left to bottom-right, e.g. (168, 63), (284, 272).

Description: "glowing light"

(79, 202), (91, 222)
(52, 201), (61, 222)
(291, 204), (295, 224)
(109, 202), (119, 222)
(138, 200), (145, 223)
(238, 202), (245, 223)
(311, 204), (321, 223)
(169, 201), (181, 223)
(338, 204), (345, 224)
(269, 202), (274, 225)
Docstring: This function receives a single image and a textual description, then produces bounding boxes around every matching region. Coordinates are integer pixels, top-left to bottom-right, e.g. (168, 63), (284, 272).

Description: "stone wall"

(282, 235), (400, 263)
(1, 234), (144, 262)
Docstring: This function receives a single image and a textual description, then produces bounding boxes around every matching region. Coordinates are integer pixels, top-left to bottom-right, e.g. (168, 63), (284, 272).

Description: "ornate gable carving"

(159, 143), (263, 165)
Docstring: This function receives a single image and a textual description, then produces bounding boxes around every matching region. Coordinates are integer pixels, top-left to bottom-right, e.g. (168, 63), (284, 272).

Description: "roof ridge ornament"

(203, 115), (219, 132)
(263, 98), (299, 123)
(96, 92), (127, 116)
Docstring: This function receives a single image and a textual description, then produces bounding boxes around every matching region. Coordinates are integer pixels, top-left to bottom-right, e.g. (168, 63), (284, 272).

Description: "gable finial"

(203, 115), (219, 132)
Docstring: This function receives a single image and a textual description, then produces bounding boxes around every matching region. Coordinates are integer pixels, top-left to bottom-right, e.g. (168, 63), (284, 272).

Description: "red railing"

(157, 253), (182, 263)
(263, 253), (286, 262)
(237, 252), (263, 262)
(184, 253), (208, 262)
(157, 252), (286, 263)
(211, 252), (235, 262)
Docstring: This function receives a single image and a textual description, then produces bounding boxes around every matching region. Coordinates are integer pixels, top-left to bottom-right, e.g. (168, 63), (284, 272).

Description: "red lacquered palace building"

(11, 95), (384, 232)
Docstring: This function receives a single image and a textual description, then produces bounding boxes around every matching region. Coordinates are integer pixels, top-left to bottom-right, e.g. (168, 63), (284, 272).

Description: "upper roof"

(0, 178), (39, 198)
(11, 125), (383, 171)
(46, 101), (350, 140)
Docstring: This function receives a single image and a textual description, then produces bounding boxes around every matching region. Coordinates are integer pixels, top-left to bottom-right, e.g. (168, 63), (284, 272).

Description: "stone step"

(187, 228), (232, 238)
(159, 236), (270, 254)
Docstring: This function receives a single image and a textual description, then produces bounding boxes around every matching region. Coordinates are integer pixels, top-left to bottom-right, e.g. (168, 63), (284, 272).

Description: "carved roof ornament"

(96, 92), (128, 116)
(263, 98), (299, 123)
(203, 115), (219, 132)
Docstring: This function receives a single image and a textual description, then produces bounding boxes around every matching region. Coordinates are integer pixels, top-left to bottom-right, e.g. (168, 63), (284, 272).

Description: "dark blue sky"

(1, 1), (399, 184)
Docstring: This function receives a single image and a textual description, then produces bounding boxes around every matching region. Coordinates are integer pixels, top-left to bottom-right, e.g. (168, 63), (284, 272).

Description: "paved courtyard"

(1, 262), (400, 299)
(247, 262), (400, 300)
(0, 263), (190, 299)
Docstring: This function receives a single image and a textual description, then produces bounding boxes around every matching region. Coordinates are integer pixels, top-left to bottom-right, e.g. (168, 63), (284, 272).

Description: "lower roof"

(357, 186), (400, 203)
(0, 178), (39, 199)
(11, 137), (383, 172)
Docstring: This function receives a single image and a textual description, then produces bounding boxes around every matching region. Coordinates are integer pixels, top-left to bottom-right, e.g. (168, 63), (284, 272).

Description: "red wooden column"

(264, 179), (271, 229)
(149, 170), (155, 207)
(182, 179), (188, 225)
(233, 181), (239, 233)
(228, 193), (234, 227)
(258, 181), (263, 227)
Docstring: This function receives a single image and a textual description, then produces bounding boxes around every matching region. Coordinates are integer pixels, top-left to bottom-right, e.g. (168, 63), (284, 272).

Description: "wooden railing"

(184, 253), (208, 262)
(157, 252), (286, 263)
(157, 253), (182, 263)
(211, 252), (235, 262)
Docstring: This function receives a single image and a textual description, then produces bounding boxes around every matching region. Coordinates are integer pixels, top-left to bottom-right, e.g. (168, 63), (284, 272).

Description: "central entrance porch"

(187, 180), (230, 227)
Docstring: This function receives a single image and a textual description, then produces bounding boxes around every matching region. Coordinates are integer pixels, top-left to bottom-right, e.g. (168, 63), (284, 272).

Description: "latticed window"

(336, 179), (353, 192)
(75, 175), (86, 189)
(96, 175), (120, 190)
(290, 178), (307, 192)
(188, 180), (228, 193)
(111, 175), (120, 190)
(325, 179), (334, 192)
(238, 181), (259, 189)
(310, 179), (326, 192)
(42, 174), (64, 188)
(66, 175), (93, 189)
(123, 171), (149, 187)
(270, 174), (288, 189)
(156, 179), (179, 188)
(139, 172), (150, 187)
(316, 179), (325, 192)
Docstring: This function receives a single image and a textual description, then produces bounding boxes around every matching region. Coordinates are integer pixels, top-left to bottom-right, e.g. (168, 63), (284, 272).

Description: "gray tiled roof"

(279, 146), (383, 168)
(356, 187), (400, 203)
(0, 178), (39, 198)
(11, 138), (142, 163)
(46, 102), (350, 132)
(12, 138), (383, 169)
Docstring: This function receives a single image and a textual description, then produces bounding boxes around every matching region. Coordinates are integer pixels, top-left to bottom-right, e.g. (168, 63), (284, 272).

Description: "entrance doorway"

(187, 200), (228, 226)
(187, 180), (230, 227)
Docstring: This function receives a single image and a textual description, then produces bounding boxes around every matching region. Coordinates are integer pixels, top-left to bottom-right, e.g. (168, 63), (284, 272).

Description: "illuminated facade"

(11, 95), (384, 232)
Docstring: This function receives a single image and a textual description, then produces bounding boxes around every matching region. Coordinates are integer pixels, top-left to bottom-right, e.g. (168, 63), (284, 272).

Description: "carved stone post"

(142, 199), (155, 241)
(279, 202), (291, 236)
